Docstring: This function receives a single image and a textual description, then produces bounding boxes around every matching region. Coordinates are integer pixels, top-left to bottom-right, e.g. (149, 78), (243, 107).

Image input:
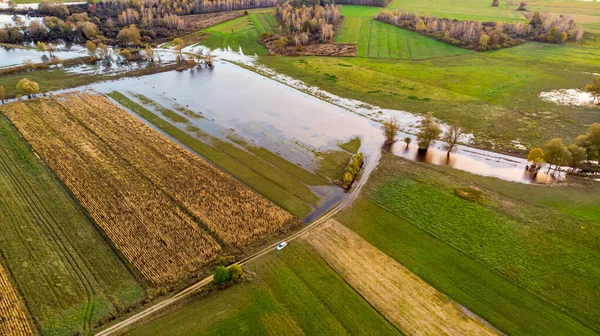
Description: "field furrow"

(0, 263), (33, 336)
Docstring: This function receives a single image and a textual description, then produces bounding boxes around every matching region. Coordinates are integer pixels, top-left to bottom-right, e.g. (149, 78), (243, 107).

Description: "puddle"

(539, 89), (597, 107)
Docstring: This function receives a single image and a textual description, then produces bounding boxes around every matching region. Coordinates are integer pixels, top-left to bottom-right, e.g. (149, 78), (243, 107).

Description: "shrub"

(214, 266), (231, 285)
(230, 264), (243, 280)
(342, 152), (364, 190)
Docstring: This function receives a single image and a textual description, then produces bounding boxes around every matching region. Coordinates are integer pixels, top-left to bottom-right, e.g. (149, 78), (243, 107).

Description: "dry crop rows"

(0, 264), (33, 336)
(1, 93), (291, 285)
(70, 93), (293, 245)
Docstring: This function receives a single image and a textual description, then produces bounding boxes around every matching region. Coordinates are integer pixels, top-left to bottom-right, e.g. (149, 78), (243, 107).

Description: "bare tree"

(442, 120), (465, 154)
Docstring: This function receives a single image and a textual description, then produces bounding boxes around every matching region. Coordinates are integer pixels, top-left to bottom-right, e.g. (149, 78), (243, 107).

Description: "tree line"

(274, 0), (341, 48)
(1, 0), (278, 46)
(375, 10), (584, 51)
(382, 112), (465, 155)
(527, 124), (600, 174)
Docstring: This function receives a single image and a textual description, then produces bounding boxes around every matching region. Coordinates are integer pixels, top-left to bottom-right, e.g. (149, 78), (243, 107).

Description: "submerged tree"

(566, 144), (587, 170)
(544, 138), (568, 172)
(442, 120), (465, 154)
(117, 24), (141, 47)
(382, 117), (400, 145)
(416, 112), (442, 149)
(36, 41), (46, 54)
(86, 40), (97, 56)
(584, 77), (600, 105)
(527, 147), (545, 168)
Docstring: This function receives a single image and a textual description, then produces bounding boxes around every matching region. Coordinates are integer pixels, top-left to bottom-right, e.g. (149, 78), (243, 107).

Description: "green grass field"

(124, 241), (400, 335)
(259, 40), (600, 153)
(336, 6), (473, 59)
(107, 91), (334, 218)
(0, 116), (144, 336)
(200, 12), (277, 55)
(336, 153), (600, 335)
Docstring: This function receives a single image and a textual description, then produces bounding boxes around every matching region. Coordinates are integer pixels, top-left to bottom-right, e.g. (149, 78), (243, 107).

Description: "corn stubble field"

(0, 265), (33, 336)
(1, 93), (293, 286)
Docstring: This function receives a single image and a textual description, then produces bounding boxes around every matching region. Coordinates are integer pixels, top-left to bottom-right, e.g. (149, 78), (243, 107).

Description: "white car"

(276, 242), (287, 250)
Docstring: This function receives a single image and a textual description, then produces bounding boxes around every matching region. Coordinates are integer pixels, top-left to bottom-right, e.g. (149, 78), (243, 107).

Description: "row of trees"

(88, 0), (279, 19)
(382, 112), (465, 154)
(375, 10), (583, 51)
(528, 123), (600, 173)
(276, 1), (341, 45)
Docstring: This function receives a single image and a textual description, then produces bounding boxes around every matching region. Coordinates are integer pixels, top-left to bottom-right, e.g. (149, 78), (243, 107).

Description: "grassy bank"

(124, 241), (399, 335)
(107, 91), (332, 218)
(336, 153), (600, 335)
(0, 115), (144, 335)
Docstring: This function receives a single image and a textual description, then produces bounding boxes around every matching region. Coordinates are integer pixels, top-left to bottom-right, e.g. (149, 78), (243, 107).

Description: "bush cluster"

(342, 152), (364, 190)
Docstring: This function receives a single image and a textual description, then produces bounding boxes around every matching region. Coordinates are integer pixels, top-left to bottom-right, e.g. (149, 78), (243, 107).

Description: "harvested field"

(265, 41), (357, 56)
(182, 12), (245, 31)
(1, 93), (292, 285)
(0, 264), (33, 336)
(306, 219), (500, 336)
(0, 115), (144, 335)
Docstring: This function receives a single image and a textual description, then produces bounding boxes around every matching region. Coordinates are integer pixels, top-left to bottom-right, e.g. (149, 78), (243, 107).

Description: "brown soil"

(265, 41), (357, 56)
(305, 219), (501, 336)
(182, 12), (244, 31)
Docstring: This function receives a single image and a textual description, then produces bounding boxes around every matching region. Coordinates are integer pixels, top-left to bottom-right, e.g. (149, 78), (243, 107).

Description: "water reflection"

(391, 141), (557, 184)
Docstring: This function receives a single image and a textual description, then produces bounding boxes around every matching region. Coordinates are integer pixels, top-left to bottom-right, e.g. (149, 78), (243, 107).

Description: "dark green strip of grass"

(251, 241), (401, 335)
(107, 91), (313, 218)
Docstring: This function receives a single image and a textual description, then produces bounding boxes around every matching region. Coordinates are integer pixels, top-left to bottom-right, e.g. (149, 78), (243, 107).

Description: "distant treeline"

(334, 0), (390, 7)
(276, 1), (341, 43)
(1, 0), (279, 45)
(376, 10), (584, 51)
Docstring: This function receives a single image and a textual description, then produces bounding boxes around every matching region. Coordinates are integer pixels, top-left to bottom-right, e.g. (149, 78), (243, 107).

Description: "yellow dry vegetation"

(1, 93), (292, 285)
(0, 264), (33, 336)
(305, 219), (500, 336)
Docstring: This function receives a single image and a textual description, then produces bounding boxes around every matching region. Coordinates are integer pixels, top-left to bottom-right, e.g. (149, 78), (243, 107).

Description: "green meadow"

(336, 153), (600, 335)
(199, 11), (278, 55)
(124, 242), (399, 336)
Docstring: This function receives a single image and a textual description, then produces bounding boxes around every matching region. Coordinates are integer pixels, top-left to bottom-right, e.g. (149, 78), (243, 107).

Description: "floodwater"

(92, 62), (384, 171)
(0, 13), (42, 26)
(390, 140), (557, 184)
(88, 56), (559, 185)
(0, 43), (85, 68)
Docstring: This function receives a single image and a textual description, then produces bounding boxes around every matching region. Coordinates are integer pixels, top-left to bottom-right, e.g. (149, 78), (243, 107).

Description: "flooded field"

(0, 42), (85, 68)
(0, 13), (42, 26)
(88, 59), (554, 186)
